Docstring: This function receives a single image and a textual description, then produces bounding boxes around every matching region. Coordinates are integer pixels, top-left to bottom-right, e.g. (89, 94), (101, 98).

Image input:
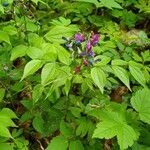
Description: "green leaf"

(28, 33), (44, 48)
(0, 108), (17, 119)
(0, 116), (16, 127)
(46, 136), (68, 150)
(32, 115), (44, 134)
(94, 56), (111, 66)
(93, 120), (117, 138)
(117, 124), (138, 150)
(3, 25), (17, 36)
(99, 0), (122, 9)
(131, 88), (150, 124)
(64, 78), (71, 96)
(141, 50), (150, 62)
(0, 143), (14, 150)
(121, 10), (137, 28)
(26, 47), (44, 59)
(76, 0), (122, 9)
(0, 88), (5, 102)
(26, 21), (38, 32)
(31, 0), (47, 5)
(56, 45), (71, 65)
(70, 107), (81, 118)
(0, 108), (17, 138)
(111, 59), (128, 66)
(21, 100), (33, 110)
(51, 17), (71, 26)
(0, 5), (4, 13)
(60, 120), (73, 138)
(69, 140), (84, 150)
(41, 43), (57, 62)
(41, 63), (56, 86)
(21, 60), (42, 80)
(129, 61), (146, 87)
(132, 143), (150, 150)
(73, 75), (83, 84)
(10, 45), (28, 61)
(143, 68), (150, 83)
(45, 25), (79, 43)
(93, 109), (138, 150)
(76, 0), (99, 5)
(0, 125), (12, 138)
(91, 67), (107, 94)
(76, 118), (94, 138)
(32, 84), (44, 104)
(0, 31), (10, 44)
(20, 111), (32, 122)
(112, 66), (131, 90)
(132, 51), (143, 62)
(31, 0), (40, 4)
(135, 0), (150, 13)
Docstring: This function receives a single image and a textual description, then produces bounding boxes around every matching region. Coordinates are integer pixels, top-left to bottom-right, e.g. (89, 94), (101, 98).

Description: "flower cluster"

(63, 31), (100, 66)
(75, 32), (99, 57)
(74, 33), (85, 44)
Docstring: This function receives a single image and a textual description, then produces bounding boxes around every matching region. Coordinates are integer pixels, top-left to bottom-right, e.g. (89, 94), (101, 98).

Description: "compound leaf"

(131, 88), (150, 124)
(93, 109), (138, 150)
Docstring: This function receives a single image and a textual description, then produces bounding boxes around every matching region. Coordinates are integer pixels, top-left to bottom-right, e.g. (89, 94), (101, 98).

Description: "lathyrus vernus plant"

(18, 27), (150, 150)
(0, 0), (149, 149)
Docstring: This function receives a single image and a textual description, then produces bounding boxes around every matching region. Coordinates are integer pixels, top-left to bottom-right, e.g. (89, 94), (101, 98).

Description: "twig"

(37, 139), (45, 150)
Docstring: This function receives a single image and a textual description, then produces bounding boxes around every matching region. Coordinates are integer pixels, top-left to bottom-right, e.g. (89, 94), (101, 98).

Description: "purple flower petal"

(86, 41), (92, 50)
(75, 33), (84, 43)
(91, 33), (100, 46)
(83, 59), (88, 65)
(89, 50), (95, 56)
(79, 50), (87, 56)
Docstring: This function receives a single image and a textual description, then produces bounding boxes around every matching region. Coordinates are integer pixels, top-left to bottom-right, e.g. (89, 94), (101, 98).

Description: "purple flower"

(89, 50), (95, 56)
(79, 50), (87, 56)
(91, 33), (100, 46)
(83, 59), (88, 66)
(75, 33), (84, 44)
(74, 65), (81, 74)
(86, 41), (92, 51)
(86, 41), (95, 56)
